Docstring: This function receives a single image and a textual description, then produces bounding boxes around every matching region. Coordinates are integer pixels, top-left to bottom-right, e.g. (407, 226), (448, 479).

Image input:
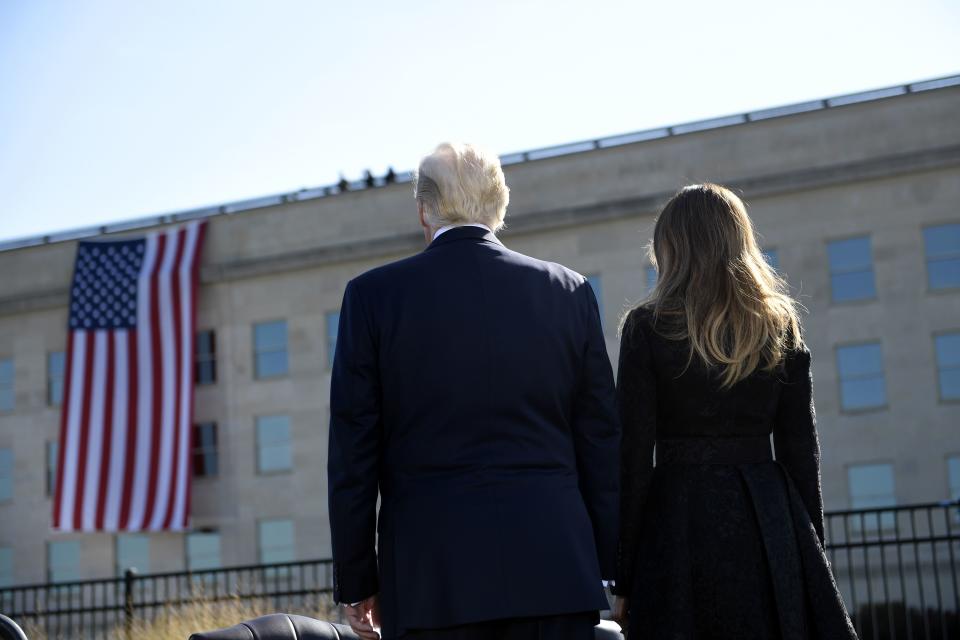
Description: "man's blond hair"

(414, 143), (509, 232)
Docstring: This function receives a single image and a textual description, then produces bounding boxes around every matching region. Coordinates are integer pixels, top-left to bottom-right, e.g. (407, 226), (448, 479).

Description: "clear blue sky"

(1, 0), (957, 242)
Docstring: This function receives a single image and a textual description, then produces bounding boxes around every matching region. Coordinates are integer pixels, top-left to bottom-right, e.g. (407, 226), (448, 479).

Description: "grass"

(17, 592), (339, 640)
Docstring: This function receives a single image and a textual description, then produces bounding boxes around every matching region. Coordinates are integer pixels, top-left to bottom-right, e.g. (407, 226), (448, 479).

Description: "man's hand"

(344, 594), (381, 640)
(611, 596), (629, 636)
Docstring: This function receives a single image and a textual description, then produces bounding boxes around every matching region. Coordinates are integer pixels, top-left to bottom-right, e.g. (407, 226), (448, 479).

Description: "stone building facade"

(0, 76), (958, 586)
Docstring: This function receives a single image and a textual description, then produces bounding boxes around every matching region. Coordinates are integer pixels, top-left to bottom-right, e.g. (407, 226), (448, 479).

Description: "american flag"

(53, 221), (207, 532)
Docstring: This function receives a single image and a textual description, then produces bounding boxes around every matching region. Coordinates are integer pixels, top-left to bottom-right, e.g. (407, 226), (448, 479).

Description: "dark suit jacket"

(328, 226), (619, 638)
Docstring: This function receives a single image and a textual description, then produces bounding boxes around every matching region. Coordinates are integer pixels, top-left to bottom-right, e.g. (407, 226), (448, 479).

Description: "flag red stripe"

(95, 333), (116, 529)
(119, 329), (139, 530)
(183, 222), (206, 528)
(72, 331), (96, 530)
(163, 228), (187, 529)
(52, 330), (76, 529)
(143, 233), (168, 528)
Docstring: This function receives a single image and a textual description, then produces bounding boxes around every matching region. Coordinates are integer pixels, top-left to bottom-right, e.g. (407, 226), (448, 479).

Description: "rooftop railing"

(1, 73), (958, 255)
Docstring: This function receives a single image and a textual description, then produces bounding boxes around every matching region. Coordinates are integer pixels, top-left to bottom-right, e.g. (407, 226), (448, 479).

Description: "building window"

(586, 274), (603, 305)
(762, 249), (780, 271)
(258, 518), (295, 565)
(848, 463), (896, 509)
(848, 462), (896, 530)
(48, 540), (81, 583)
(836, 342), (886, 411)
(253, 321), (288, 379)
(326, 311), (340, 369)
(0, 448), (11, 502)
(924, 223), (960, 290)
(827, 236), (876, 303)
(185, 531), (221, 571)
(256, 415), (292, 473)
(48, 351), (65, 406)
(948, 456), (960, 502)
(116, 534), (150, 576)
(195, 330), (216, 385)
(192, 423), (218, 477)
(0, 358), (13, 412)
(586, 275), (604, 328)
(646, 266), (658, 292)
(0, 546), (11, 588)
(47, 441), (58, 497)
(935, 332), (960, 402)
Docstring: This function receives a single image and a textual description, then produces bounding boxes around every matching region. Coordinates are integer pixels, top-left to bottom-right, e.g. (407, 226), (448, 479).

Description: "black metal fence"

(2, 501), (959, 639)
(825, 500), (960, 639)
(0, 559), (341, 639)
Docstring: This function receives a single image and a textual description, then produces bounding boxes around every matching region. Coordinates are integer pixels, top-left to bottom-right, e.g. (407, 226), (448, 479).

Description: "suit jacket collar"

(425, 225), (503, 251)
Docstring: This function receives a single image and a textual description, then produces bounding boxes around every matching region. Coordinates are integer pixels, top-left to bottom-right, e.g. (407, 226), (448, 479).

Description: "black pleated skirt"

(627, 461), (858, 640)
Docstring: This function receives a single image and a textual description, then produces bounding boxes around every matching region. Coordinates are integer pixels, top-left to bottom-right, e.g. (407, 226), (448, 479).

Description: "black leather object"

(0, 615), (28, 640)
(188, 613), (358, 640)
(188, 613), (623, 640)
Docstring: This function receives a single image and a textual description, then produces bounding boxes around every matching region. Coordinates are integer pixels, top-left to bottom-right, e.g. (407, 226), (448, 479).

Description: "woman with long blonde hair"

(611, 184), (857, 639)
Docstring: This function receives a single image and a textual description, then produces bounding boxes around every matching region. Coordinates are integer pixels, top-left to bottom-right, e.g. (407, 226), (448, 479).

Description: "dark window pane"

(195, 331), (216, 384)
(924, 224), (960, 259)
(837, 343), (884, 377)
(196, 331), (215, 356)
(258, 519), (295, 564)
(828, 236), (873, 272)
(936, 333), (960, 367)
(186, 532), (220, 570)
(828, 237), (876, 302)
(0, 547), (11, 588)
(848, 463), (896, 507)
(940, 368), (960, 401)
(116, 534), (150, 576)
(195, 360), (216, 385)
(47, 441), (58, 497)
(205, 452), (219, 477)
(48, 351), (65, 406)
(840, 377), (887, 411)
(192, 423), (218, 478)
(257, 416), (291, 473)
(254, 321), (287, 350)
(48, 540), (81, 582)
(936, 333), (960, 401)
(0, 448), (11, 502)
(830, 270), (876, 302)
(255, 351), (288, 379)
(0, 358), (13, 412)
(949, 457), (960, 500)
(836, 343), (886, 411)
(254, 322), (288, 379)
(928, 258), (960, 290)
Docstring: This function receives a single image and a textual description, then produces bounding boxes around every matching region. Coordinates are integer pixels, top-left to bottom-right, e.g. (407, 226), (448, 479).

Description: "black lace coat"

(614, 307), (857, 640)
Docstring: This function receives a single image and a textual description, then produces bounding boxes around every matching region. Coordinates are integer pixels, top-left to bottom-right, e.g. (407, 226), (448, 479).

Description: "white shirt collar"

(433, 223), (493, 240)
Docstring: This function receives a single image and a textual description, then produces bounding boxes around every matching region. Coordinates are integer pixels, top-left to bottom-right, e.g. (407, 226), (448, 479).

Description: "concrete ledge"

(2, 143), (959, 317)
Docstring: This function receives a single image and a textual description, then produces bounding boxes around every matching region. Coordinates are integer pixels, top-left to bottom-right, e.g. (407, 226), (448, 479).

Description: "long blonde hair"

(635, 183), (803, 388)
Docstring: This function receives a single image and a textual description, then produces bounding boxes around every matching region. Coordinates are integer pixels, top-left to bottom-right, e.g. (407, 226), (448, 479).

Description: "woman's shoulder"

(622, 303), (653, 328)
(620, 304), (660, 345)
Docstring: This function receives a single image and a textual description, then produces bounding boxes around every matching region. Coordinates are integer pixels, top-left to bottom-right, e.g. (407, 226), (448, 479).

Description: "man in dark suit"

(328, 143), (620, 640)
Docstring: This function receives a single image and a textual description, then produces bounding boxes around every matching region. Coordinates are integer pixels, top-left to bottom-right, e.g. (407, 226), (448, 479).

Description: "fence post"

(123, 568), (137, 640)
